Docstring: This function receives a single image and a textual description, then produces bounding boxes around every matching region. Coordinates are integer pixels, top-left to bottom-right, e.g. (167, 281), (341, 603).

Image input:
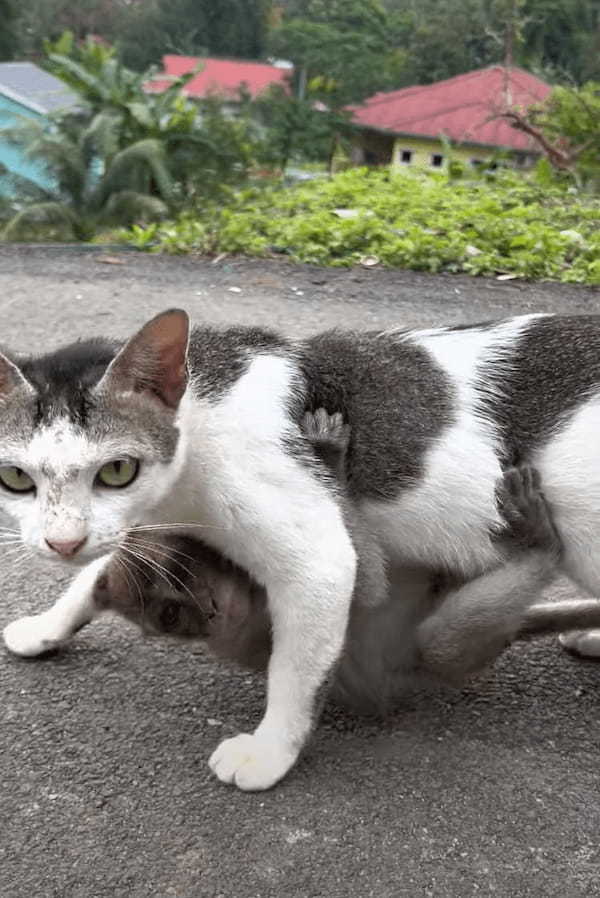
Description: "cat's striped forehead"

(17, 337), (119, 427)
(0, 337), (180, 466)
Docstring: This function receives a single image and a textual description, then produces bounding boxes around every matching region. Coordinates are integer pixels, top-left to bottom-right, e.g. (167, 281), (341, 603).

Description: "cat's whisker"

(120, 543), (197, 602)
(0, 540), (29, 553)
(115, 555), (144, 613)
(114, 550), (155, 627)
(126, 522), (227, 533)
(124, 535), (197, 580)
(3, 547), (35, 573)
(131, 539), (201, 568)
(119, 544), (177, 592)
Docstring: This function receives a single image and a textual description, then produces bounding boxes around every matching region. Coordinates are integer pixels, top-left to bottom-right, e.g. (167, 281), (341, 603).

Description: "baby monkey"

(93, 409), (599, 706)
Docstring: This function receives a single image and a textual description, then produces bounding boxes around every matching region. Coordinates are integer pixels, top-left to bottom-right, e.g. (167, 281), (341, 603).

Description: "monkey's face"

(91, 532), (260, 642)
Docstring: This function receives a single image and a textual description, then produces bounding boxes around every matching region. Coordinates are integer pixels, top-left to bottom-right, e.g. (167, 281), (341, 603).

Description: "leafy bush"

(1, 34), (260, 241)
(117, 166), (600, 284)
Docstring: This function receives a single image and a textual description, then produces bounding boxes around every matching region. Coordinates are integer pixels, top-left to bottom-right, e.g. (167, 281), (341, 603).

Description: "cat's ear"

(0, 353), (35, 402)
(97, 309), (189, 409)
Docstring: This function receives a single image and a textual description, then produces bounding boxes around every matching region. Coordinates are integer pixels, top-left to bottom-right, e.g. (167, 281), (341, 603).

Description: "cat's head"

(0, 309), (189, 564)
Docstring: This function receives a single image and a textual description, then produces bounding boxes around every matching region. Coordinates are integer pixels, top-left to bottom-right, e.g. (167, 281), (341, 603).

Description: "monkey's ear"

(96, 309), (189, 409)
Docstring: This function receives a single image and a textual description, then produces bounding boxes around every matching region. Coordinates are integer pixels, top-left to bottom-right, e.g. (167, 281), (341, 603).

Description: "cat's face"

(0, 309), (189, 564)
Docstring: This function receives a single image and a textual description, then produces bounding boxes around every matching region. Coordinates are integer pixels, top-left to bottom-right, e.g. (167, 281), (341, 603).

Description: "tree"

(269, 0), (393, 107)
(1, 111), (173, 240)
(520, 0), (600, 82)
(0, 0), (21, 61)
(1, 35), (259, 239)
(381, 0), (600, 86)
(499, 81), (600, 184)
(115, 0), (274, 72)
(254, 84), (344, 170)
(14, 0), (125, 59)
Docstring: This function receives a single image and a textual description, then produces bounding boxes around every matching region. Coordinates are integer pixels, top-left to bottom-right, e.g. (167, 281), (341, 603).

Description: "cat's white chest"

(152, 353), (333, 580)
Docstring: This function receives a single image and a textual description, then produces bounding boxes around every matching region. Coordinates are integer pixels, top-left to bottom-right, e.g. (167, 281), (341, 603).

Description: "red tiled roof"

(350, 66), (551, 152)
(145, 54), (291, 99)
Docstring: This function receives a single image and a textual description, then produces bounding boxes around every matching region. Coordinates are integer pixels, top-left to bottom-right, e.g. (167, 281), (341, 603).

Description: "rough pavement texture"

(1, 246), (600, 898)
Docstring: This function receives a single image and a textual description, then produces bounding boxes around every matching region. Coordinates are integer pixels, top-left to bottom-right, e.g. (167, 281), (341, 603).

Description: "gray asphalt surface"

(1, 246), (600, 898)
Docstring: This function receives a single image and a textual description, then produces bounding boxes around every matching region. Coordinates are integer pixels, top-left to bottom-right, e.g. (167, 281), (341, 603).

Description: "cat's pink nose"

(45, 537), (87, 557)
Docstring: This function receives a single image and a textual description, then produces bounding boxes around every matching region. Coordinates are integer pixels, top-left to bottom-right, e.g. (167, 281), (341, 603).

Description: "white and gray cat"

(91, 409), (594, 712)
(2, 309), (600, 790)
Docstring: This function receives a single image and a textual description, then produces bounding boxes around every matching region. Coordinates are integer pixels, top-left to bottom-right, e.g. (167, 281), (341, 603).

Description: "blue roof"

(0, 62), (78, 114)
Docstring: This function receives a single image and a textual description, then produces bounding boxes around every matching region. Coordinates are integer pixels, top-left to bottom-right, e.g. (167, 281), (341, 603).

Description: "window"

(399, 149), (413, 164)
(430, 153), (444, 168)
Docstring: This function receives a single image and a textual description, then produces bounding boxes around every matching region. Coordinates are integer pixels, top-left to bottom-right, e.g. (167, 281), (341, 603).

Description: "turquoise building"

(0, 62), (77, 194)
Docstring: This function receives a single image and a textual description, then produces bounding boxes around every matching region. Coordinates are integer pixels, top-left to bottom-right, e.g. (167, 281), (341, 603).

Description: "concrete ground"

(1, 246), (600, 898)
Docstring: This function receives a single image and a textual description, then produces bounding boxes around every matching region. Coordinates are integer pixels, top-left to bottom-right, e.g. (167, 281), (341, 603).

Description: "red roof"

(145, 54), (292, 99)
(351, 66), (551, 152)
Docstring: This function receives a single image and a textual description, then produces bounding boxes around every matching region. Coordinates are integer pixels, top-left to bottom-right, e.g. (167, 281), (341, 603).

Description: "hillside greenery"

(3, 0), (598, 90)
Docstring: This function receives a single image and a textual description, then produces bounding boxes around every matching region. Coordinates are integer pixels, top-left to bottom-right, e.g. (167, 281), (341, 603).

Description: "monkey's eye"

(160, 601), (181, 632)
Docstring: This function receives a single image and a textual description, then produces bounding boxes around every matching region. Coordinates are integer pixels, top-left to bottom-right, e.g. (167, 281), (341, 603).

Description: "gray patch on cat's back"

(477, 315), (600, 464)
(296, 330), (454, 500)
(188, 326), (291, 400)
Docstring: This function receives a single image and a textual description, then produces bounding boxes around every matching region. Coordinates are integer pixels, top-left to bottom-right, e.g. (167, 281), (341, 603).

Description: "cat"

(91, 410), (599, 713)
(3, 310), (600, 790)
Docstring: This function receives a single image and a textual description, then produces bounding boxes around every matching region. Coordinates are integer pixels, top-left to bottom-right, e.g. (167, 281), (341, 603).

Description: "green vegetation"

(115, 166), (600, 284)
(4, 0), (599, 89)
(0, 37), (258, 239)
(1, 7), (599, 285)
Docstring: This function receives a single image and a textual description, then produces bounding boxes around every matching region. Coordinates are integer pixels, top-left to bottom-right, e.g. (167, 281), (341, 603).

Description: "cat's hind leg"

(3, 555), (109, 657)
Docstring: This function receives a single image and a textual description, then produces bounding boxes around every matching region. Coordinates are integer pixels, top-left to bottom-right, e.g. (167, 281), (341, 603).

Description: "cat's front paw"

(3, 614), (62, 657)
(559, 629), (600, 658)
(208, 732), (299, 791)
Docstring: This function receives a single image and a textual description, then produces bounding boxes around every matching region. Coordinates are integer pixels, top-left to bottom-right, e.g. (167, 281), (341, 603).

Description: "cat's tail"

(518, 600), (600, 638)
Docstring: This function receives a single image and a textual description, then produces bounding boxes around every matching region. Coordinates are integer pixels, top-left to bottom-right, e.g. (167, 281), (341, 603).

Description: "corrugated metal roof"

(350, 66), (551, 152)
(0, 62), (78, 114)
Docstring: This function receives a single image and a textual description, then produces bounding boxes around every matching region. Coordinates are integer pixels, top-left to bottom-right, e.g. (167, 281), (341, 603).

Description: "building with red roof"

(145, 54), (292, 101)
(350, 66), (551, 170)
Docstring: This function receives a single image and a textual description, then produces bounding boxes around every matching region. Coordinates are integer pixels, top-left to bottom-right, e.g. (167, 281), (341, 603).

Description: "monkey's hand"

(302, 408), (350, 454)
(495, 464), (560, 557)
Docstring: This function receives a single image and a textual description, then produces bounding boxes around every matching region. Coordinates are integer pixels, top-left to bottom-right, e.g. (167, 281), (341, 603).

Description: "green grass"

(114, 166), (600, 284)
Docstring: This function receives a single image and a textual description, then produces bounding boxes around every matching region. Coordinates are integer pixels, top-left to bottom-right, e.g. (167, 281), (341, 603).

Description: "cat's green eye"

(0, 466), (35, 494)
(96, 458), (139, 489)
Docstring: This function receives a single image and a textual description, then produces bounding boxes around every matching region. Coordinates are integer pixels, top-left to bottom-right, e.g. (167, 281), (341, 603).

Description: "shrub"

(117, 166), (600, 284)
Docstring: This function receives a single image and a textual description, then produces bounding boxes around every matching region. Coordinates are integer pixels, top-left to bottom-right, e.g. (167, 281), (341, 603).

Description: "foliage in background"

(269, 0), (394, 106)
(112, 0), (274, 73)
(115, 166), (600, 285)
(5, 0), (274, 69)
(501, 81), (600, 187)
(3, 0), (599, 87)
(0, 35), (259, 240)
(381, 0), (600, 85)
(6, 0), (123, 60)
(0, 108), (174, 241)
(253, 84), (350, 171)
(0, 0), (21, 61)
